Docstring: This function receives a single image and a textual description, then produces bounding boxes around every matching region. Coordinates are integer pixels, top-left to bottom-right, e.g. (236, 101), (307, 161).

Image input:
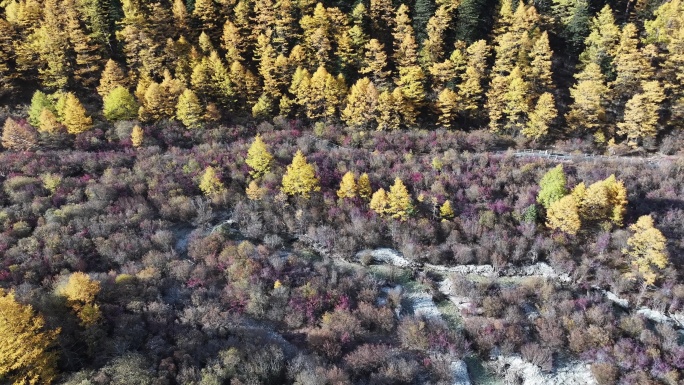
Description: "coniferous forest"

(1, 0), (684, 384)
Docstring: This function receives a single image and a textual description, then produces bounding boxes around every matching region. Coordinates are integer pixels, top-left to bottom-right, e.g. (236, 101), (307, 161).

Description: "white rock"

(356, 248), (415, 268)
(495, 356), (598, 385)
(637, 307), (674, 325)
(450, 360), (471, 385)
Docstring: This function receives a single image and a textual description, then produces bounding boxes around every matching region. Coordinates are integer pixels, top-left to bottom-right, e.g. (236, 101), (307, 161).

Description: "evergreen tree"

(246, 134), (274, 178)
(578, 5), (620, 73)
(413, 0), (435, 43)
(454, 0), (485, 43)
(553, 0), (590, 51)
(0, 289), (59, 385)
(103, 86), (139, 121)
(28, 91), (56, 128)
(281, 150), (320, 198)
(62, 93), (93, 134)
(176, 89), (204, 128)
(537, 164), (567, 209)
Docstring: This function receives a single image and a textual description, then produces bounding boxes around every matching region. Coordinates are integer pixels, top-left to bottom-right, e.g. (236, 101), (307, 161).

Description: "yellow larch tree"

(611, 23), (653, 104)
(546, 195), (581, 235)
(393, 4), (419, 68)
(528, 31), (555, 96)
(199, 166), (226, 196)
(2, 117), (38, 151)
(387, 177), (414, 221)
(396, 65), (426, 122)
(420, 4), (455, 65)
(376, 89), (402, 130)
(222, 20), (245, 63)
(360, 39), (391, 88)
(370, 188), (389, 216)
(502, 66), (530, 134)
(440, 200), (455, 220)
(436, 88), (460, 129)
(246, 134), (274, 178)
(337, 171), (357, 199)
(575, 175), (627, 226)
(617, 81), (665, 148)
(62, 93), (93, 134)
(176, 89), (204, 129)
(579, 5), (620, 70)
(0, 289), (59, 385)
(565, 63), (609, 136)
(342, 78), (378, 130)
(624, 215), (668, 286)
(97, 59), (128, 99)
(39, 109), (63, 134)
(357, 173), (372, 200)
(523, 92), (557, 140)
(59, 272), (101, 327)
(246, 181), (267, 201)
(131, 125), (143, 147)
(281, 150), (320, 198)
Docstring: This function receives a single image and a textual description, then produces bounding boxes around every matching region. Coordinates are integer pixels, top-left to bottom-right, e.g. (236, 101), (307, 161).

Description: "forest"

(0, 0), (683, 384)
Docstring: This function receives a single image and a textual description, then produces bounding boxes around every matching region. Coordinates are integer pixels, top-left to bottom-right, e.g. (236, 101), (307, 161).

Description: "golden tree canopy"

(246, 134), (274, 178)
(281, 150), (320, 198)
(199, 166), (226, 196)
(387, 177), (414, 221)
(0, 289), (59, 385)
(624, 215), (669, 285)
(337, 171), (357, 199)
(546, 194), (581, 235)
